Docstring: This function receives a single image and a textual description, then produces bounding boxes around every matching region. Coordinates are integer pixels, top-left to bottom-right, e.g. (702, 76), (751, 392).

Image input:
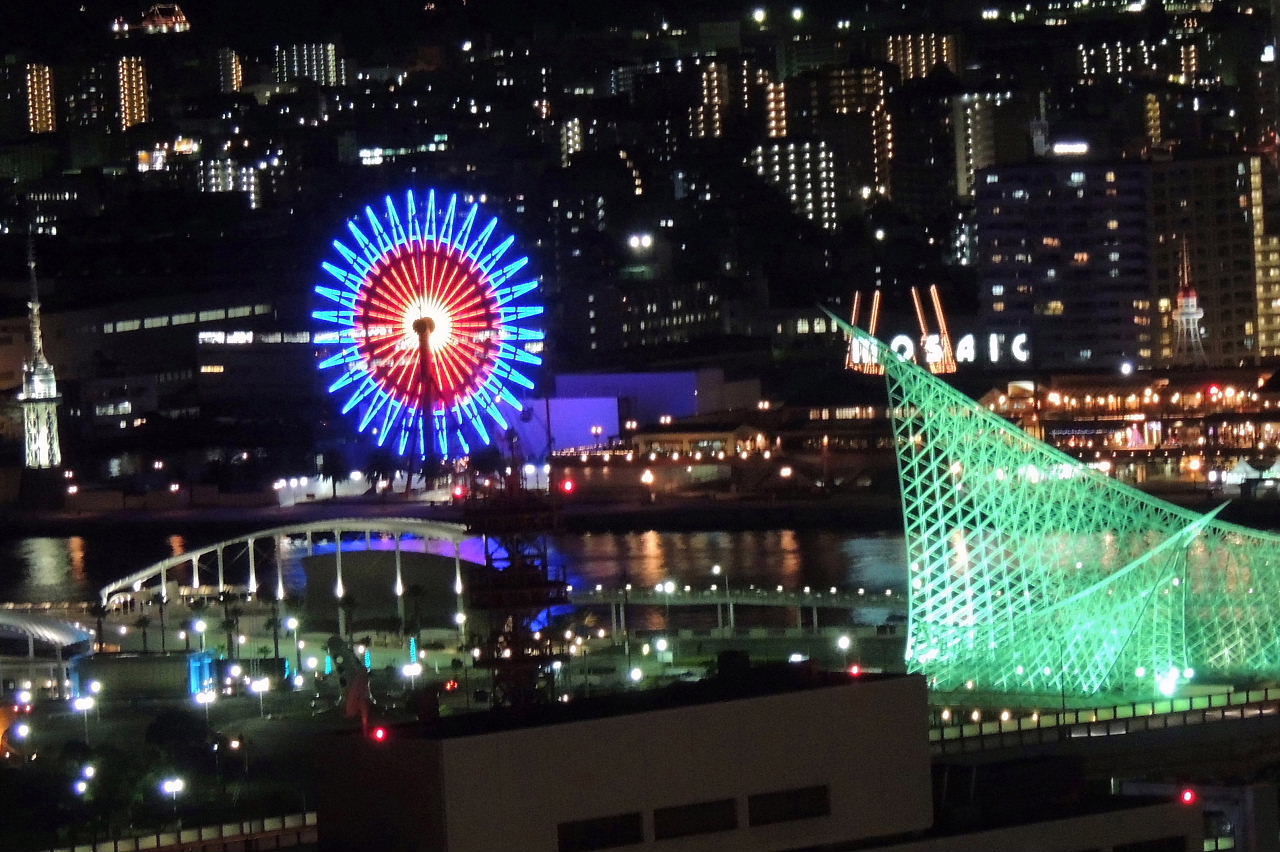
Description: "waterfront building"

(977, 154), (1271, 370)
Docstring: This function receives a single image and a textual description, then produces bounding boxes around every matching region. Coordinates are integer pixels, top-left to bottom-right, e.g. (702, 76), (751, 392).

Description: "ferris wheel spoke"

(317, 190), (541, 459)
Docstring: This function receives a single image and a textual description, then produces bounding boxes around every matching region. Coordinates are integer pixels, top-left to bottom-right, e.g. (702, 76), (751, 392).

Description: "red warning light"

(452, 485), (465, 498)
(1208, 385), (1221, 396)
(849, 664), (862, 676)
(561, 479), (575, 494)
(371, 726), (388, 742)
(1180, 788), (1197, 805)
(443, 679), (460, 692)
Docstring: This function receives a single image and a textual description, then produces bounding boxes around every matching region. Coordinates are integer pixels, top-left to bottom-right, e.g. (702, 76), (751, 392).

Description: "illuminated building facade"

(197, 158), (267, 209)
(885, 33), (957, 81)
(1077, 40), (1159, 80)
(978, 155), (1267, 370)
(692, 57), (764, 139)
(25, 64), (55, 134)
(1150, 156), (1262, 367)
(559, 117), (582, 165)
(217, 47), (243, 94)
(952, 91), (1010, 202)
(785, 66), (894, 202)
(748, 139), (838, 230)
(274, 43), (346, 87)
(118, 56), (149, 130)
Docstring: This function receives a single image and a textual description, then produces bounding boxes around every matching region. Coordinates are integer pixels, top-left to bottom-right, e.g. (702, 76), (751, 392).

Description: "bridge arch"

(99, 518), (478, 636)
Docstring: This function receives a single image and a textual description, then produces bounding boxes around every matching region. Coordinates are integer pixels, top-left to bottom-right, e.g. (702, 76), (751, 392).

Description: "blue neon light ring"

(313, 190), (543, 459)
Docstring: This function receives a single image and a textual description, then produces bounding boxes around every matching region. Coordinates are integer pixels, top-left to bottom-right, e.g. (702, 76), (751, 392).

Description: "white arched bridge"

(94, 517), (900, 635)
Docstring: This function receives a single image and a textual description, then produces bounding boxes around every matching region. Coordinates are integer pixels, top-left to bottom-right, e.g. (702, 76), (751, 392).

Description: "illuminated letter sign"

(889, 335), (916, 361)
(1011, 333), (1030, 363)
(923, 334), (943, 365)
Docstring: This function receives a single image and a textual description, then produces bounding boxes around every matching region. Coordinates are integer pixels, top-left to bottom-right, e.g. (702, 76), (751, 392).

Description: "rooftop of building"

(385, 656), (910, 741)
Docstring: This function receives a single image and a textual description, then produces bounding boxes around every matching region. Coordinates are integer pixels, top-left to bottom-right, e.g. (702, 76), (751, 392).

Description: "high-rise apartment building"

(977, 156), (1267, 370)
(788, 66), (894, 195)
(275, 43), (345, 87)
(692, 57), (765, 139)
(952, 91), (1011, 201)
(217, 47), (243, 94)
(885, 33), (957, 81)
(1, 59), (57, 138)
(1149, 157), (1260, 366)
(118, 56), (149, 130)
(26, 64), (55, 134)
(748, 139), (838, 230)
(1077, 40), (1159, 80)
(977, 162), (1150, 370)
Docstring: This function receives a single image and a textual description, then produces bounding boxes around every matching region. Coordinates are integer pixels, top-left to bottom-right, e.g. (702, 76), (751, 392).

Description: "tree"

(339, 596), (358, 641)
(134, 615), (152, 653)
(265, 603), (282, 662)
(363, 450), (395, 496)
(406, 584), (425, 636)
(218, 593), (243, 658)
(318, 448), (348, 499)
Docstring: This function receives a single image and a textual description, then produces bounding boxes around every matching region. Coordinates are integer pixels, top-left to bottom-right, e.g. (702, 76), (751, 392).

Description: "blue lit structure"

(314, 190), (544, 459)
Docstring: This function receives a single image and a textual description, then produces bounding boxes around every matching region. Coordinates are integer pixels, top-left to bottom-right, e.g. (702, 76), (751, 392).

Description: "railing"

(568, 586), (901, 609)
(45, 812), (316, 852)
(930, 686), (1280, 754)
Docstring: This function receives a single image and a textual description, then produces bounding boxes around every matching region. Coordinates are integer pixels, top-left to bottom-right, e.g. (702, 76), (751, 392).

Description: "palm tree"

(406, 584), (425, 637)
(134, 615), (152, 652)
(185, 598), (210, 652)
(319, 448), (347, 499)
(89, 603), (108, 653)
(264, 614), (282, 662)
(339, 595), (358, 641)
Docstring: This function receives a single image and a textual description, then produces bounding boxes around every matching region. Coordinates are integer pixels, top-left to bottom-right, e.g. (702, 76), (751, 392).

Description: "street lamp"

(711, 564), (735, 629)
(657, 579), (675, 625)
(195, 689), (215, 724)
(402, 662), (422, 691)
(285, 617), (302, 675)
(250, 678), (270, 717)
(73, 696), (94, 742)
(837, 634), (851, 666)
(160, 777), (184, 816)
(194, 619), (207, 652)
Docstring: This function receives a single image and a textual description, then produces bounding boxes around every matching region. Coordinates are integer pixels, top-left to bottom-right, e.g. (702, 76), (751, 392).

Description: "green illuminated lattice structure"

(830, 312), (1280, 698)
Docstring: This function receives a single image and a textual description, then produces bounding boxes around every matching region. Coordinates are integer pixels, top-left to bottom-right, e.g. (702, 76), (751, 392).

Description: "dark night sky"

(3, 0), (935, 60)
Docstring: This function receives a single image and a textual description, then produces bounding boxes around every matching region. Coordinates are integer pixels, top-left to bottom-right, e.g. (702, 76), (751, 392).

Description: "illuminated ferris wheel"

(313, 190), (544, 460)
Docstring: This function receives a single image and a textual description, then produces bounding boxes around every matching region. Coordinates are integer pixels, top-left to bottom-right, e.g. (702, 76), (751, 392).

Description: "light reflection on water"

(0, 529), (910, 625)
